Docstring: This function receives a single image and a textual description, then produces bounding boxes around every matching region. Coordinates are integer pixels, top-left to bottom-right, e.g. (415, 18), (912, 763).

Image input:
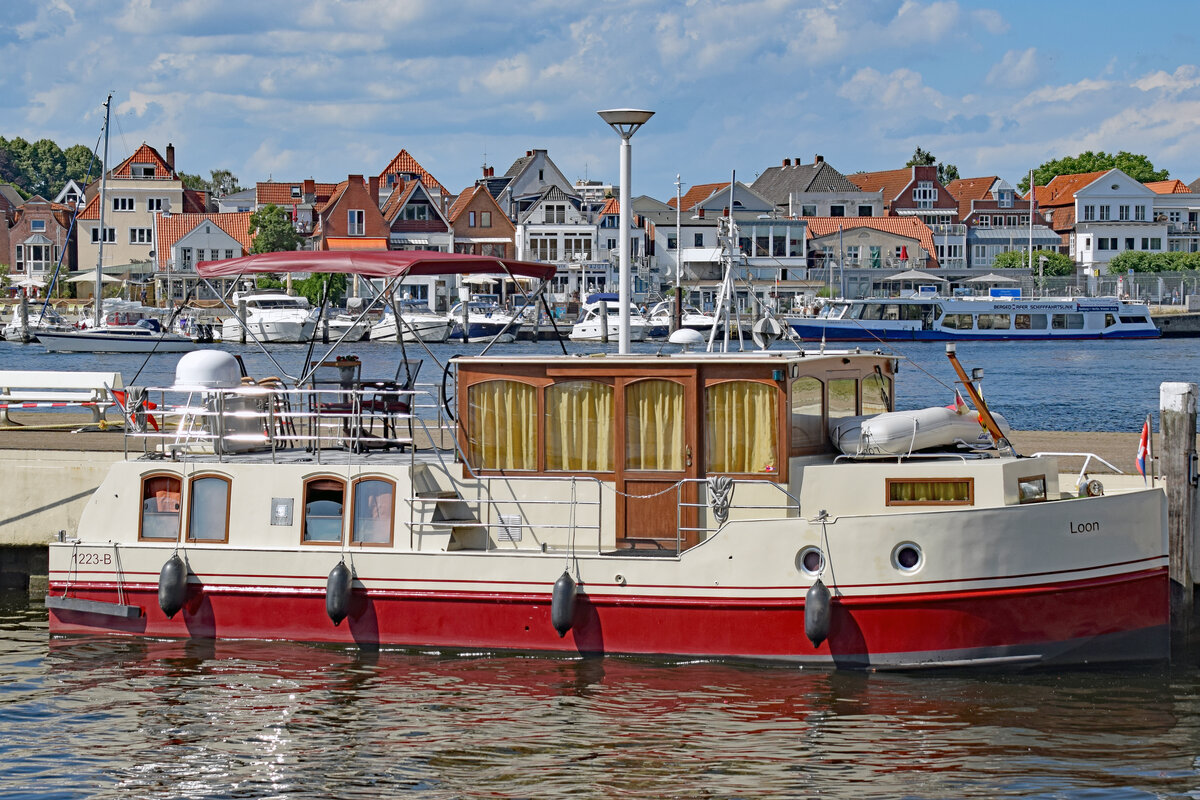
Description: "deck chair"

(360, 359), (422, 450)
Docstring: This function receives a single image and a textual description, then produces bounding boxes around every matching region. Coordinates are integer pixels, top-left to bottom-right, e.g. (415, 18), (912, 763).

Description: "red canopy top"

(196, 250), (556, 280)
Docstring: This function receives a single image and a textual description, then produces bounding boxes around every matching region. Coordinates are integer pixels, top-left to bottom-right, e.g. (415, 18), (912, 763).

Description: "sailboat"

(37, 94), (196, 355)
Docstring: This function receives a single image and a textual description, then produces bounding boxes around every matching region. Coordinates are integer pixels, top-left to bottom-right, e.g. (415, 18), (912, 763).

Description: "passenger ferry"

(786, 295), (1159, 341)
(44, 251), (1169, 669)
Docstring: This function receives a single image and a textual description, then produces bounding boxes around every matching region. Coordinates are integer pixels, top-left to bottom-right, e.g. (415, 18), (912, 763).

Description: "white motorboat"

(447, 299), (522, 343)
(369, 299), (452, 343)
(221, 291), (319, 343)
(1, 304), (75, 342)
(569, 293), (649, 342)
(644, 300), (720, 339)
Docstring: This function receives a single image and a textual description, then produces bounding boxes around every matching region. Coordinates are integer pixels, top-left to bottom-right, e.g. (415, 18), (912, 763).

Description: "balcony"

(928, 223), (966, 237)
(1168, 222), (1200, 235)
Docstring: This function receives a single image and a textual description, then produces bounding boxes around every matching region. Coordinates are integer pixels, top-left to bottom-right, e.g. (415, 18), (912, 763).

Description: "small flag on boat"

(946, 389), (968, 415)
(1136, 415), (1151, 482)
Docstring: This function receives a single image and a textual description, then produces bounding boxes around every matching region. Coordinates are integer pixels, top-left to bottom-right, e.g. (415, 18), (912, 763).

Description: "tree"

(178, 172), (208, 191)
(1019, 151), (1168, 193)
(208, 169), (242, 197)
(248, 204), (299, 253)
(905, 146), (958, 185)
(992, 249), (1075, 276)
(1108, 250), (1200, 273)
(294, 273), (346, 306)
(28, 138), (66, 197)
(64, 144), (101, 185)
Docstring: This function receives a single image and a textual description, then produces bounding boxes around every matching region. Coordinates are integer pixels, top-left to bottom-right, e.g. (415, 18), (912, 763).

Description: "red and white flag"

(1136, 415), (1151, 482)
(946, 388), (968, 415)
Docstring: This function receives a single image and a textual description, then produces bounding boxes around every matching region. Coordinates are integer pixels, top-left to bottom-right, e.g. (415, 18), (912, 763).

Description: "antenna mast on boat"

(1027, 169), (1034, 292)
(94, 93), (112, 328)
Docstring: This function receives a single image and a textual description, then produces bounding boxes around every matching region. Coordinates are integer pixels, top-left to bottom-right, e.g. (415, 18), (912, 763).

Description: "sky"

(3, 0), (1200, 201)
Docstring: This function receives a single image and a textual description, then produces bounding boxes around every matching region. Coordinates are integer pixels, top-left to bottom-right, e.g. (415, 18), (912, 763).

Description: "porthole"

(796, 546), (824, 577)
(891, 542), (923, 573)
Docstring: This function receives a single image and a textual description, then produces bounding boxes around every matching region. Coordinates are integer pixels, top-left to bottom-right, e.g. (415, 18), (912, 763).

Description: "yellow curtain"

(706, 381), (778, 473)
(546, 381), (614, 471)
(888, 479), (972, 504)
(467, 380), (537, 470)
(625, 380), (684, 471)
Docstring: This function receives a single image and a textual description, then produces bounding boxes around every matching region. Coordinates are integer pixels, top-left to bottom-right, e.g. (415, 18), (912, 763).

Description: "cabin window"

(187, 475), (230, 542)
(828, 378), (858, 421)
(886, 478), (974, 506)
(1018, 475), (1047, 504)
(791, 377), (824, 450)
(1015, 314), (1047, 330)
(303, 478), (346, 543)
(705, 381), (777, 474)
(1052, 313), (1084, 330)
(977, 313), (1010, 330)
(1104, 314), (1118, 328)
(140, 474), (181, 540)
(861, 373), (890, 416)
(546, 381), (614, 471)
(467, 380), (537, 470)
(625, 380), (684, 471)
(351, 478), (395, 544)
(942, 313), (974, 330)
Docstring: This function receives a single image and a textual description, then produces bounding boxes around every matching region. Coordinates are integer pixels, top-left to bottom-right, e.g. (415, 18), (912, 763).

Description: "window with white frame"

(147, 198), (164, 212)
(846, 245), (860, 265)
(563, 237), (591, 261)
(829, 205), (845, 217)
(1099, 205), (1111, 221)
(181, 248), (193, 268)
(14, 245), (23, 271)
(480, 211), (491, 227)
(913, 181), (935, 209)
(998, 189), (1014, 208)
(1135, 205), (1146, 221)
(468, 211), (477, 227)
(129, 228), (152, 244)
(801, 204), (817, 216)
(1151, 237), (1162, 249)
(1020, 215), (1029, 225)
(400, 204), (432, 221)
(1169, 210), (1182, 223)
(31, 219), (45, 232)
(1083, 205), (1095, 221)
(1119, 205), (1131, 221)
(91, 226), (115, 243)
(131, 164), (156, 178)
(973, 244), (987, 261)
(975, 215), (990, 228)
(112, 197), (134, 212)
(348, 209), (365, 235)
(543, 204), (566, 224)
(225, 249), (234, 259)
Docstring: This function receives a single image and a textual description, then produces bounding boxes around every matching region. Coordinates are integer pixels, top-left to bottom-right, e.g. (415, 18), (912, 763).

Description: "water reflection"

(3, 593), (1200, 798)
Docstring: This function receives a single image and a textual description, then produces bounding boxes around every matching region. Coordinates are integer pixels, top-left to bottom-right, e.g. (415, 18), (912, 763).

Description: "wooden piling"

(1161, 381), (1197, 645)
(238, 298), (247, 344)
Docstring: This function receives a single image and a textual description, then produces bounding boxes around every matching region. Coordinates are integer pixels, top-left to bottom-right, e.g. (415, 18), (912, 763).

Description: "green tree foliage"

(248, 204), (299, 254)
(294, 273), (347, 307)
(1108, 250), (1200, 273)
(178, 172), (207, 191)
(0, 136), (102, 196)
(904, 146), (958, 185)
(255, 275), (284, 290)
(992, 249), (1075, 276)
(1019, 151), (1168, 193)
(179, 169), (242, 196)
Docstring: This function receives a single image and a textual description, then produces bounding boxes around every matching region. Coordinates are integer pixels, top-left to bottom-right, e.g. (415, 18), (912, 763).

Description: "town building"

(6, 195), (76, 295)
(945, 176), (1060, 269)
(153, 212), (253, 301)
(848, 166), (966, 269)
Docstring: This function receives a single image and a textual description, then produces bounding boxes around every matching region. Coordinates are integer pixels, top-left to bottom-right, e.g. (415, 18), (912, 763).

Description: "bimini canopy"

(196, 250), (556, 281)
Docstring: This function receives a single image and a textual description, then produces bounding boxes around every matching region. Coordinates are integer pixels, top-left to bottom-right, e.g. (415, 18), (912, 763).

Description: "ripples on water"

(3, 593), (1200, 798)
(2, 335), (1194, 433)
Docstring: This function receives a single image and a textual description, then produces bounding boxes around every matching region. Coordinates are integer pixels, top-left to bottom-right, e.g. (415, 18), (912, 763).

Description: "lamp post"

(598, 108), (654, 354)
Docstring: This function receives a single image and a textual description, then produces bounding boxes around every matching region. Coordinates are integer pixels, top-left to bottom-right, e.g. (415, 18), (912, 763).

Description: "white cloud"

(14, 0), (74, 39)
(972, 9), (1008, 35)
(1134, 65), (1200, 95)
(838, 67), (949, 112)
(1013, 78), (1113, 112)
(987, 48), (1039, 88)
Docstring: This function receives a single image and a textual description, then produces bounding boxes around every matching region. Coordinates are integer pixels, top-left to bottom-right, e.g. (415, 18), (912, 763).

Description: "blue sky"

(3, 0), (1200, 200)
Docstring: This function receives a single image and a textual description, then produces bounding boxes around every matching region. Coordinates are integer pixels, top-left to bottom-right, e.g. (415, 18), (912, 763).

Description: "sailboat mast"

(94, 94), (112, 327)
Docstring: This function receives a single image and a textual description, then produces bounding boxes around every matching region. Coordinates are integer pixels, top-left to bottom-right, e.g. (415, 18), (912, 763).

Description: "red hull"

(47, 568), (1169, 668)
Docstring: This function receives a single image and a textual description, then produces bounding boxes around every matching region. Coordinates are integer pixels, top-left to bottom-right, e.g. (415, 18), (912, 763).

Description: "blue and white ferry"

(785, 295), (1159, 341)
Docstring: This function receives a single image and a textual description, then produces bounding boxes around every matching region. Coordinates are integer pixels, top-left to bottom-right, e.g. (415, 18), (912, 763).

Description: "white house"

(1070, 170), (1166, 270)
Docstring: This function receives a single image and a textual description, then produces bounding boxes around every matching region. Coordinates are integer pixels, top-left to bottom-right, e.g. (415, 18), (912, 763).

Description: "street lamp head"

(598, 108), (654, 139)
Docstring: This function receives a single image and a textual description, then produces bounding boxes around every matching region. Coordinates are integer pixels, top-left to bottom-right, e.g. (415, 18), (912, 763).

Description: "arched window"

(140, 473), (181, 541)
(351, 478), (394, 545)
(187, 475), (231, 542)
(625, 379), (684, 471)
(546, 380), (614, 471)
(705, 381), (778, 473)
(466, 380), (537, 470)
(861, 372), (891, 416)
(303, 477), (345, 543)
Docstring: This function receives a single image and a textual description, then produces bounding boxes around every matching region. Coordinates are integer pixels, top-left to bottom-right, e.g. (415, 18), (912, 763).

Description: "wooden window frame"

(186, 474), (232, 543)
(885, 477), (975, 507)
(302, 476), (347, 545)
(350, 476), (396, 547)
(1017, 474), (1048, 505)
(702, 377), (781, 477)
(138, 471), (182, 542)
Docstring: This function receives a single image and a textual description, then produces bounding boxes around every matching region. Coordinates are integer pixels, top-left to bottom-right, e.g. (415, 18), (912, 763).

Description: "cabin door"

(615, 375), (700, 551)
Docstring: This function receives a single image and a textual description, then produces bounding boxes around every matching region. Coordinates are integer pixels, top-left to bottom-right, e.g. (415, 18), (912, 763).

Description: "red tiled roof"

(1029, 171), (1107, 208)
(378, 150), (447, 195)
(804, 217), (938, 267)
(945, 176), (997, 221)
(1145, 179), (1192, 194)
(110, 143), (173, 179)
(1047, 206), (1076, 232)
(669, 182), (728, 210)
(255, 181), (339, 207)
(154, 212), (255, 258)
(182, 188), (207, 213)
(599, 197), (619, 216)
(380, 180), (420, 222)
(446, 185), (477, 222)
(847, 168), (912, 204)
(77, 192), (101, 220)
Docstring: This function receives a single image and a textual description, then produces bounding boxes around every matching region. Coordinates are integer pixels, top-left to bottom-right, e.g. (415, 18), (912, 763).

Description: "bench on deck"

(0, 370), (123, 426)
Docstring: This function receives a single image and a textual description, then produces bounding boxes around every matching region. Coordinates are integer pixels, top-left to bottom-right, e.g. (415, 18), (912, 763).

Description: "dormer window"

(291, 186), (302, 198)
(348, 209), (365, 235)
(131, 164), (156, 178)
(913, 181), (935, 209)
(997, 190), (1013, 208)
(544, 204), (566, 224)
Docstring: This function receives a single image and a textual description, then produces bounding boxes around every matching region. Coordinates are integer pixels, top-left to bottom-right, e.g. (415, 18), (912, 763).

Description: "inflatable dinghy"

(830, 406), (1011, 457)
